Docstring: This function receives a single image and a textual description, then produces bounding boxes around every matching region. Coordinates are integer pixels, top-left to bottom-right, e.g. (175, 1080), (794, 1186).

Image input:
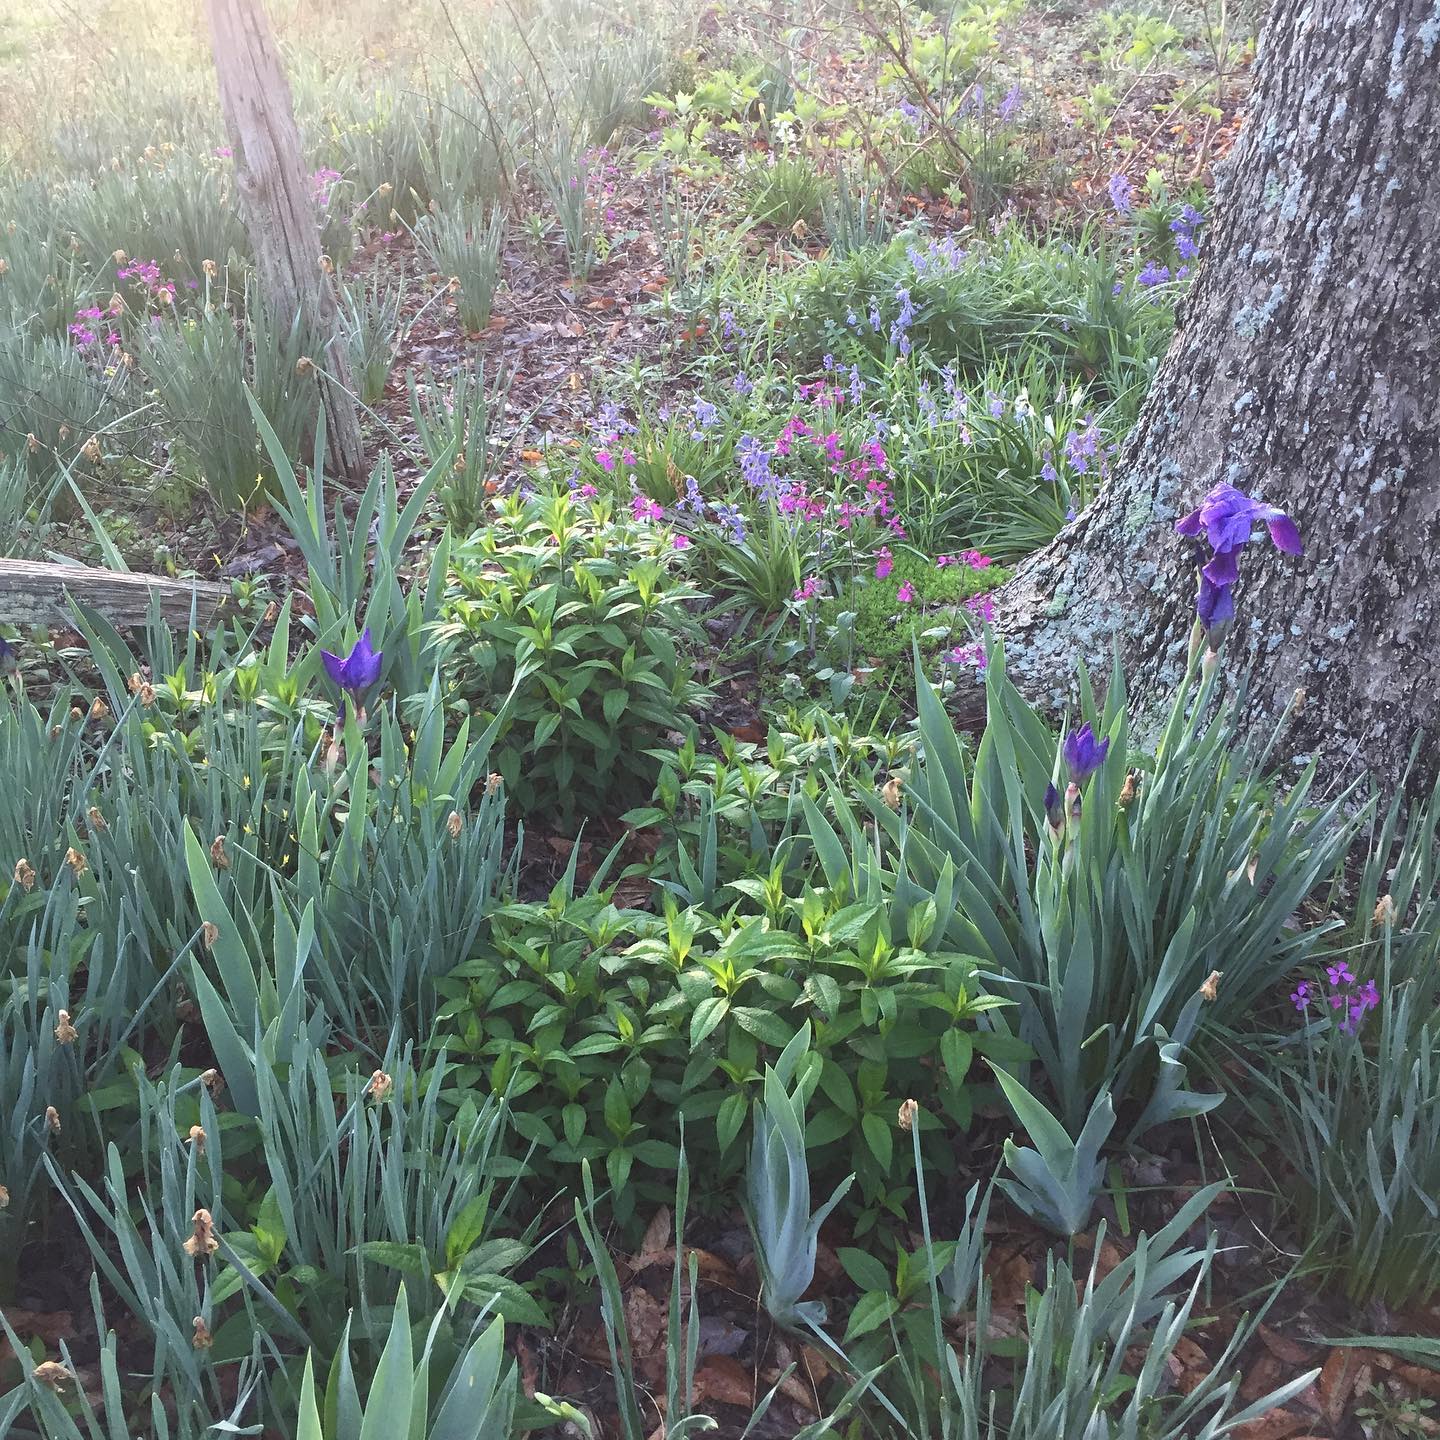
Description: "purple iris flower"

(1043, 781), (1064, 828)
(1062, 724), (1109, 786)
(0, 634), (14, 667)
(320, 628), (382, 709)
(1176, 484), (1302, 642)
(1175, 483), (1302, 559)
(1196, 576), (1234, 642)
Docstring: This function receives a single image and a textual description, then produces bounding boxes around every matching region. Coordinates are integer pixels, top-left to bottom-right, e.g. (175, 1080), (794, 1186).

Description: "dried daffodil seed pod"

(183, 1208), (219, 1258)
(209, 835), (230, 870)
(446, 811), (463, 840)
(55, 1010), (78, 1044)
(1199, 970), (1222, 1002)
(368, 1070), (393, 1102)
(32, 1361), (72, 1391)
(192, 1316), (213, 1349)
(898, 1099), (919, 1132)
(64, 848), (87, 878)
(14, 858), (36, 891)
(1374, 894), (1397, 928)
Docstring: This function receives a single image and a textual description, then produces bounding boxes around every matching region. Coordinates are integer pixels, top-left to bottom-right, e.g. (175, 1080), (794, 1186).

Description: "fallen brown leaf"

(1231, 1408), (1311, 1440)
(639, 1206), (672, 1260)
(1258, 1325), (1313, 1367)
(695, 1355), (753, 1408)
(1239, 1353), (1284, 1403)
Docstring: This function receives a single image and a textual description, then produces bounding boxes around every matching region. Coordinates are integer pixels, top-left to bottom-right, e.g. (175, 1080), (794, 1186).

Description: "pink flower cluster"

(117, 258), (175, 304)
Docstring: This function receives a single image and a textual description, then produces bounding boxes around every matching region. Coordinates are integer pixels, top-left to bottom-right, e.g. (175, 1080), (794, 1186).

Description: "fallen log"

(0, 560), (229, 630)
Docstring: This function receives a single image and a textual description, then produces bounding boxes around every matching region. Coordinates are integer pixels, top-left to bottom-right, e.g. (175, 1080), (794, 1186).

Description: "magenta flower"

(320, 629), (381, 709)
(793, 575), (822, 601)
(874, 547), (893, 580)
(672, 533), (691, 550)
(936, 555), (956, 568)
(632, 495), (664, 522)
(897, 581), (915, 603)
(595, 450), (616, 472)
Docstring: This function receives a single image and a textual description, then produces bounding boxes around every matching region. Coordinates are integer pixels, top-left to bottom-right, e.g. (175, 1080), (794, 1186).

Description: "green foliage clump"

(833, 550), (1007, 668)
(436, 491), (706, 822)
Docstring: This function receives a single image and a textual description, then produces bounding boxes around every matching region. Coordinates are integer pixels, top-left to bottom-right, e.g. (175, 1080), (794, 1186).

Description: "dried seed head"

(378, 182), (393, 195)
(368, 1070), (393, 1102)
(485, 772), (503, 797)
(881, 776), (903, 811)
(202, 258), (218, 277)
(1374, 894), (1397, 928)
(295, 355), (315, 378)
(88, 697), (110, 722)
(55, 1010), (78, 1044)
(209, 834), (230, 870)
(82, 436), (102, 464)
(447, 276), (462, 294)
(192, 1316), (213, 1349)
(14, 858), (36, 891)
(45, 1105), (61, 1134)
(188, 1125), (206, 1154)
(27, 432), (40, 454)
(1245, 853), (1259, 884)
(318, 255), (334, 275)
(50, 725), (62, 739)
(183, 1208), (218, 1258)
(0, 258), (7, 275)
(898, 1098), (919, 1132)
(1199, 970), (1222, 1002)
(0, 1184), (9, 1207)
(69, 706), (83, 721)
(1117, 771), (1139, 809)
(32, 1361), (72, 1391)
(87, 805), (107, 833)
(108, 292), (125, 315)
(113, 249), (128, 264)
(200, 1068), (224, 1096)
(452, 450), (467, 473)
(64, 847), (87, 878)
(202, 921), (221, 950)
(1292, 687), (1306, 712)
(446, 810), (463, 840)
(262, 601), (279, 624)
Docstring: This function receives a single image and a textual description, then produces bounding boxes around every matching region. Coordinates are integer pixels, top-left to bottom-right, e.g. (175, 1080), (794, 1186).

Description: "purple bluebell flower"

(1137, 261), (1171, 288)
(1107, 172), (1133, 214)
(999, 82), (1023, 121)
(1062, 723), (1109, 786)
(320, 628), (382, 710)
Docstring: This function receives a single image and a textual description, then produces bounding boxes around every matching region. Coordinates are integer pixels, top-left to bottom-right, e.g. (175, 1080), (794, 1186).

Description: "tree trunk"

(205, 0), (366, 482)
(998, 0), (1440, 793)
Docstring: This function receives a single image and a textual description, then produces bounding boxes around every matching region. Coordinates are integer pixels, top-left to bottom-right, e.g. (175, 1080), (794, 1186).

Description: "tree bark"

(997, 0), (1440, 793)
(205, 0), (366, 481)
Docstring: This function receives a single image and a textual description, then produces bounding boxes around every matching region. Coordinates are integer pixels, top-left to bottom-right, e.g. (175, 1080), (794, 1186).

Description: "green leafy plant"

(436, 490), (706, 821)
